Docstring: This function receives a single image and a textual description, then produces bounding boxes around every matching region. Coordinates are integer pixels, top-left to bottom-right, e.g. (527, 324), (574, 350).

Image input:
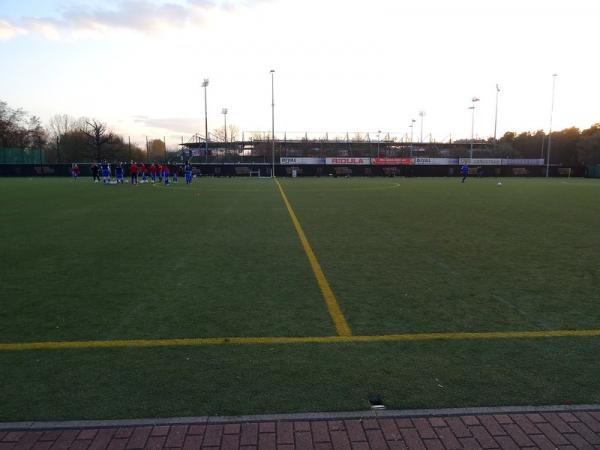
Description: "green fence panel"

(0, 148), (44, 164)
(585, 165), (600, 178)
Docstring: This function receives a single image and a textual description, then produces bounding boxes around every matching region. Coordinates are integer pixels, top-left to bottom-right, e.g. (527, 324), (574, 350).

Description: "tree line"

(0, 100), (172, 163)
(1, 99), (599, 165)
(492, 126), (600, 166)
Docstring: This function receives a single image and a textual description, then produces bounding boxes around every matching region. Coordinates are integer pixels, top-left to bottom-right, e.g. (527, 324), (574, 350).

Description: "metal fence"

(0, 147), (44, 164)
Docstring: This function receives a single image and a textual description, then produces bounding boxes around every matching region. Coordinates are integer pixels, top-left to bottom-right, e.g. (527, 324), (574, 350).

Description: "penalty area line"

(2, 329), (600, 351)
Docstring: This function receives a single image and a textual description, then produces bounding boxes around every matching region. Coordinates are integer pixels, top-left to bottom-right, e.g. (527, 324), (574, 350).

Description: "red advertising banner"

(371, 158), (413, 165)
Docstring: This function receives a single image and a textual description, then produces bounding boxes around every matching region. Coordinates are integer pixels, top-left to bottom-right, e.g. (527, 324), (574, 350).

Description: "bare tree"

(211, 127), (225, 142)
(228, 124), (240, 142)
(47, 114), (81, 162)
(212, 125), (241, 142)
(48, 114), (75, 140)
(83, 119), (114, 161)
(27, 116), (47, 149)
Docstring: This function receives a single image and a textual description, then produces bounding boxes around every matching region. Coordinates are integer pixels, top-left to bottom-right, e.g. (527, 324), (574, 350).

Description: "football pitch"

(1, 176), (600, 421)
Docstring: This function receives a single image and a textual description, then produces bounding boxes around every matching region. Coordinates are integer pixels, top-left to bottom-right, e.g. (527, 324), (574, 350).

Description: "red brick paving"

(2, 409), (600, 449)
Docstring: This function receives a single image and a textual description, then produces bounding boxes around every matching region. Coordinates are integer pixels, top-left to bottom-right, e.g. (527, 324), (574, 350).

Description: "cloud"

(21, 18), (61, 39)
(134, 116), (202, 134)
(55, 1), (198, 34)
(0, 0), (268, 40)
(0, 20), (27, 40)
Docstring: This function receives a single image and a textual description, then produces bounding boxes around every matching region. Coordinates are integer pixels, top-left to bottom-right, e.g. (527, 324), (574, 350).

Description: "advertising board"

(280, 157), (325, 165)
(459, 158), (503, 165)
(413, 157), (459, 165)
(502, 159), (545, 166)
(371, 158), (412, 165)
(325, 157), (371, 165)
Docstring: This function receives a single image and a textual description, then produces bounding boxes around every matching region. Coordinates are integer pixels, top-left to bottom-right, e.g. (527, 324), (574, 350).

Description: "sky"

(1, 0), (599, 148)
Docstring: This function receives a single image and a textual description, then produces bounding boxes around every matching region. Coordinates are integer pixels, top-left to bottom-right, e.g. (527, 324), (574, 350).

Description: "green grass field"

(1, 176), (600, 421)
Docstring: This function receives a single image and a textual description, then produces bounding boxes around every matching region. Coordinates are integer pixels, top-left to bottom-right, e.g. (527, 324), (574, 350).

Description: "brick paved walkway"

(1, 409), (600, 449)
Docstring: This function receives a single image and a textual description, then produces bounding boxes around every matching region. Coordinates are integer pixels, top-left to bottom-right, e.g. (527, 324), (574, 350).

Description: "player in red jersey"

(71, 163), (81, 180)
(129, 162), (138, 185)
(149, 163), (157, 183)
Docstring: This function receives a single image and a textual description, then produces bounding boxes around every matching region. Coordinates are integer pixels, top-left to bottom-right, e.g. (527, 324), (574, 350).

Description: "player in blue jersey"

(162, 165), (170, 185)
(115, 163), (124, 184)
(460, 163), (469, 183)
(184, 162), (193, 184)
(100, 160), (110, 184)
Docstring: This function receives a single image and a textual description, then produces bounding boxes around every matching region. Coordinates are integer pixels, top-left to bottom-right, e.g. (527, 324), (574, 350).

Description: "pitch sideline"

(2, 329), (600, 351)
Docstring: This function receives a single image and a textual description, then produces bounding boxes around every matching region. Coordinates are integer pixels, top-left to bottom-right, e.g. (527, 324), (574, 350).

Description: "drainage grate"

(368, 394), (385, 410)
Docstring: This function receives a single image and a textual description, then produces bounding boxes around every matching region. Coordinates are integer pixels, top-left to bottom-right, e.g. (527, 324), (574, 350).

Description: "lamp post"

(270, 69), (275, 178)
(409, 119), (416, 157)
(493, 85), (500, 152)
(377, 130), (381, 157)
(469, 97), (480, 160)
(419, 111), (425, 143)
(546, 74), (558, 177)
(202, 78), (209, 161)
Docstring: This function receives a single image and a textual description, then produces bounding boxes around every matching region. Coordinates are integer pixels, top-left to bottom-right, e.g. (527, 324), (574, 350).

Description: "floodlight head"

(270, 69), (275, 73)
(222, 108), (228, 115)
(552, 73), (558, 77)
(202, 78), (209, 87)
(472, 97), (480, 102)
(419, 111), (425, 117)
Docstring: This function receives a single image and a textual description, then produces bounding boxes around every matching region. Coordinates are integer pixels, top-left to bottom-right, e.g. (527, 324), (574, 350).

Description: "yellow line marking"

(275, 179), (352, 336)
(2, 329), (600, 351)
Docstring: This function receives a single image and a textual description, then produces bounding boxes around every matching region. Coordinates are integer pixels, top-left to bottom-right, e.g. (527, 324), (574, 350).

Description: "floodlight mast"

(469, 97), (480, 160)
(202, 79), (209, 161)
(222, 108), (228, 158)
(409, 119), (416, 157)
(546, 74), (558, 177)
(494, 85), (500, 152)
(270, 70), (275, 178)
(419, 111), (425, 143)
(222, 108), (228, 142)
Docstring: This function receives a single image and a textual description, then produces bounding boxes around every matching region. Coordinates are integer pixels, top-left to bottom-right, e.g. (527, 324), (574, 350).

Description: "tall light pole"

(419, 111), (425, 143)
(409, 119), (416, 157)
(493, 85), (500, 152)
(270, 69), (275, 178)
(377, 130), (381, 157)
(202, 78), (209, 160)
(222, 108), (228, 143)
(469, 97), (480, 160)
(546, 74), (558, 177)
(222, 108), (228, 160)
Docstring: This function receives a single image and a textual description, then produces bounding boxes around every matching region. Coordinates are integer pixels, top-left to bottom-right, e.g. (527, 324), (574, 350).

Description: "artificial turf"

(1, 176), (599, 421)
(1, 338), (600, 421)
(283, 177), (600, 334)
(0, 178), (332, 342)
